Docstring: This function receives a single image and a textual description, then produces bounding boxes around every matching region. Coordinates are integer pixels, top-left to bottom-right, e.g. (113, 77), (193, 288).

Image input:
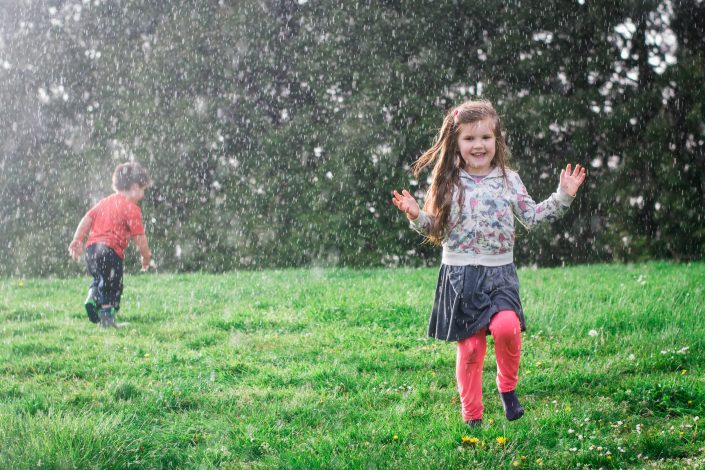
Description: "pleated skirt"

(428, 263), (526, 341)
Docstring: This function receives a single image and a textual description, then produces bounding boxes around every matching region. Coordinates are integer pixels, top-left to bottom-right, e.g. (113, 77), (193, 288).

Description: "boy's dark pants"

(85, 243), (123, 313)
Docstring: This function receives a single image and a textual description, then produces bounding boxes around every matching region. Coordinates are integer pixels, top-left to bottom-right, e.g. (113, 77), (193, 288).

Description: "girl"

(392, 100), (586, 427)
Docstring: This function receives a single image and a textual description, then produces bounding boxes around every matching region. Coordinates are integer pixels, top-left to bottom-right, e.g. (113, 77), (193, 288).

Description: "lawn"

(1, 262), (704, 469)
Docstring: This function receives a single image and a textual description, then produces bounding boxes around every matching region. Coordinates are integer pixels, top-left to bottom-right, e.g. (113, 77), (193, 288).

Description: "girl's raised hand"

(559, 164), (587, 197)
(392, 189), (420, 220)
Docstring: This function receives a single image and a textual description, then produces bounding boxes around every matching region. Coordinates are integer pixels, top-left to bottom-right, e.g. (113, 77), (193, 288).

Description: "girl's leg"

(488, 310), (522, 392)
(488, 310), (524, 420)
(456, 330), (487, 422)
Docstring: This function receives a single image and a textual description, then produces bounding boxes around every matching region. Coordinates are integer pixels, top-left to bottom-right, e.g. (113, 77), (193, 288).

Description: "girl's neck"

(463, 165), (494, 177)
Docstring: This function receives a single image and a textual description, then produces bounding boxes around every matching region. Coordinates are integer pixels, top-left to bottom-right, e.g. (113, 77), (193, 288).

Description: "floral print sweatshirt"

(410, 167), (575, 266)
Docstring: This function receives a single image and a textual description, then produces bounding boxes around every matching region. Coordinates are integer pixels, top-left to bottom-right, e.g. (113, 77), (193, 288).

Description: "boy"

(68, 162), (152, 328)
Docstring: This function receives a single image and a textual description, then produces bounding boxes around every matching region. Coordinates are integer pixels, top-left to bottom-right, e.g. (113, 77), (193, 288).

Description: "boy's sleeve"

(86, 202), (100, 221)
(126, 205), (145, 236)
(510, 171), (574, 229)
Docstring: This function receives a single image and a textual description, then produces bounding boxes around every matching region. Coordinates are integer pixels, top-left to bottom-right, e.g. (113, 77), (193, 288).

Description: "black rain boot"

(500, 390), (524, 421)
(85, 287), (99, 324)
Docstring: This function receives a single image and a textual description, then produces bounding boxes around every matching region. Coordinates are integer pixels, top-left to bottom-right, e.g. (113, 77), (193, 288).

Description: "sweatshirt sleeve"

(409, 210), (434, 236)
(510, 171), (575, 229)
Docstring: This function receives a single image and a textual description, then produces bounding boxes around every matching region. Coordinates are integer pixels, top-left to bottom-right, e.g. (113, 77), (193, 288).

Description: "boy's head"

(112, 162), (152, 202)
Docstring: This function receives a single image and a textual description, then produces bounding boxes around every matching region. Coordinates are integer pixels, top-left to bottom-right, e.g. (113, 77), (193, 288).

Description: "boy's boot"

(85, 287), (99, 324)
(500, 390), (524, 421)
(99, 307), (117, 329)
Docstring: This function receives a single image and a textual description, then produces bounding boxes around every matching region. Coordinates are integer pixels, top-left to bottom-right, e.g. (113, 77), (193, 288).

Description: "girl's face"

(457, 119), (496, 175)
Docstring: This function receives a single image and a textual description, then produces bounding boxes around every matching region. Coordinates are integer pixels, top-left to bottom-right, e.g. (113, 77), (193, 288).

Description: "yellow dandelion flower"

(18, 280), (25, 288)
(564, 405), (572, 412)
(144, 353), (150, 359)
(536, 458), (543, 466)
(512, 461), (520, 467)
(488, 418), (495, 425)
(393, 435), (398, 441)
(461, 436), (471, 443)
(681, 370), (687, 375)
(496, 436), (508, 446)
(607, 455), (612, 460)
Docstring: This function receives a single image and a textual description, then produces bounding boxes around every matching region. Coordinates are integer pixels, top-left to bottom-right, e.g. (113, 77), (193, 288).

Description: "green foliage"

(0, 1), (703, 276)
(0, 262), (704, 468)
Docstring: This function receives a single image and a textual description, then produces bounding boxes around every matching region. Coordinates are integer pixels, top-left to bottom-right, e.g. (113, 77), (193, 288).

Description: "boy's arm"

(68, 215), (93, 260)
(132, 234), (152, 271)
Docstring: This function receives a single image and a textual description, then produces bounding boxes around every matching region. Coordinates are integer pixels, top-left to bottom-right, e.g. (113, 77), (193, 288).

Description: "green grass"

(1, 262), (704, 469)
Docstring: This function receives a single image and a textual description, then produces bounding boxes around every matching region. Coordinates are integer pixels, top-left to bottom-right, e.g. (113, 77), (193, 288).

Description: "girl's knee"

(489, 310), (521, 338)
(457, 334), (486, 362)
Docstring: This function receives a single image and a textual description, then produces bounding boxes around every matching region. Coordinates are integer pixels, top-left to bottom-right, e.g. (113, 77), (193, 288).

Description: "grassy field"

(0, 262), (704, 469)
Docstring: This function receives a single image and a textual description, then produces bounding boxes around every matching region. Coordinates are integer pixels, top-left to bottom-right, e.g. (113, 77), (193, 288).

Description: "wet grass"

(0, 261), (704, 468)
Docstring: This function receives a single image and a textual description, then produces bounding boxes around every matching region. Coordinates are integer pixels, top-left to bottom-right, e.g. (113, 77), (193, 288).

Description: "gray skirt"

(428, 263), (526, 342)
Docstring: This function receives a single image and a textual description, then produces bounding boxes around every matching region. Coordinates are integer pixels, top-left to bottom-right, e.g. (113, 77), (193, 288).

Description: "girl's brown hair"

(412, 100), (511, 245)
(112, 162), (152, 191)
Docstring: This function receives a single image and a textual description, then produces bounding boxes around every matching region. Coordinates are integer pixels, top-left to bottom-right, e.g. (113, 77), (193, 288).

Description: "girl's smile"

(457, 119), (496, 175)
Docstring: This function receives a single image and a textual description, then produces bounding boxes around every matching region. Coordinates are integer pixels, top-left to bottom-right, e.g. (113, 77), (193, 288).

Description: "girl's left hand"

(559, 164), (587, 197)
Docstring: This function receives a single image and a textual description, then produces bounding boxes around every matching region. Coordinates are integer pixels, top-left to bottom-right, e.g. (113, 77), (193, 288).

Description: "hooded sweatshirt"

(410, 167), (575, 266)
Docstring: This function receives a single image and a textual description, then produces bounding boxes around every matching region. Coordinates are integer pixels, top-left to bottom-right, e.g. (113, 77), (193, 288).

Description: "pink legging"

(456, 310), (522, 421)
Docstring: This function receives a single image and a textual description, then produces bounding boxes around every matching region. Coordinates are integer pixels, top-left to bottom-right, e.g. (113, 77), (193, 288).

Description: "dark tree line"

(1, 0), (703, 276)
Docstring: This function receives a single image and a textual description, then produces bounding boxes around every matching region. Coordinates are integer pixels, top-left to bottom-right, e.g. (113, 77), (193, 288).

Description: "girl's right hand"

(392, 189), (420, 220)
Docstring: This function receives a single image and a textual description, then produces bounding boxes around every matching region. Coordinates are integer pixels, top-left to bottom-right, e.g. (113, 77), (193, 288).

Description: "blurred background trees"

(1, 0), (703, 276)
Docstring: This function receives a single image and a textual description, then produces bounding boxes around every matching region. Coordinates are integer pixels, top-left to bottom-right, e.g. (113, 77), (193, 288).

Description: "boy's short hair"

(112, 162), (152, 191)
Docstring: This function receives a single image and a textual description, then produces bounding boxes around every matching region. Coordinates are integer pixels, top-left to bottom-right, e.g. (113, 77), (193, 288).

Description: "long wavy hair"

(412, 100), (511, 245)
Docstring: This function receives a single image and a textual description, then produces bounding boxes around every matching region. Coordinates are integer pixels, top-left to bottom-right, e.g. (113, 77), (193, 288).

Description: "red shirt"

(85, 193), (145, 259)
